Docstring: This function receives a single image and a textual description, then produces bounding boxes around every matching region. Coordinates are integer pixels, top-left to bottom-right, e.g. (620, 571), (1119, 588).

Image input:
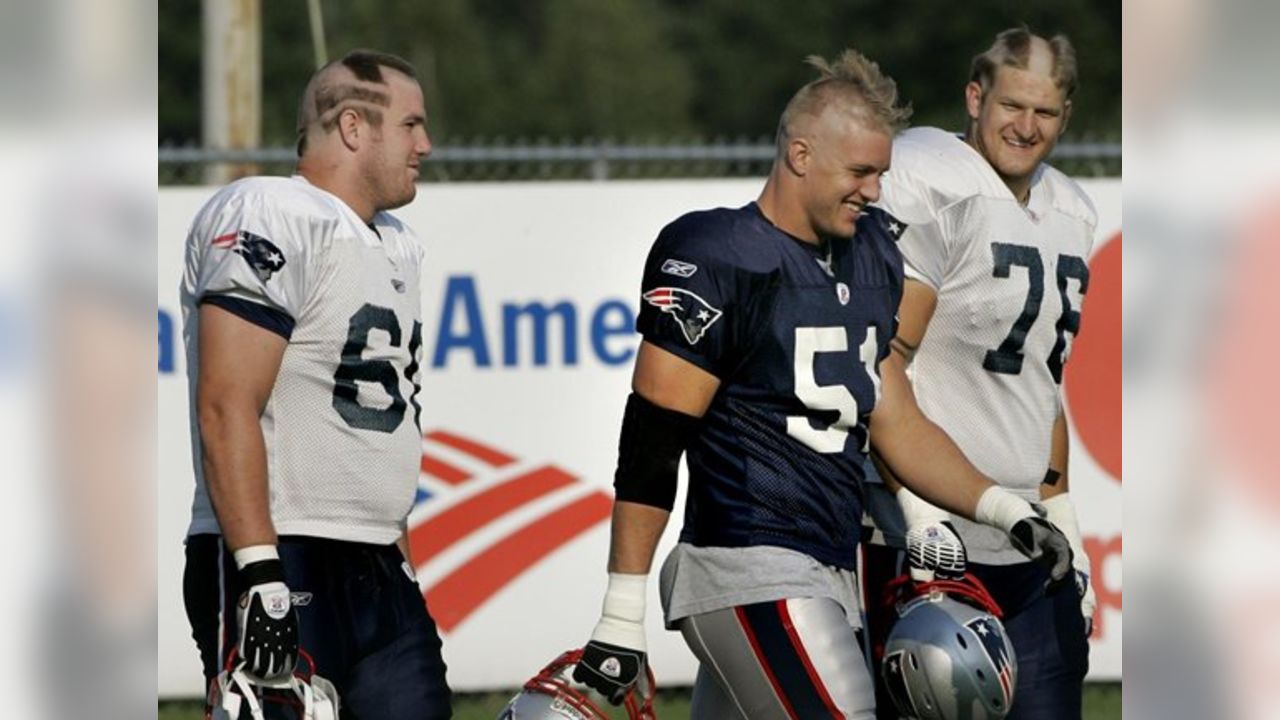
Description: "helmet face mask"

(209, 650), (340, 720)
(500, 649), (656, 720)
(881, 575), (1017, 720)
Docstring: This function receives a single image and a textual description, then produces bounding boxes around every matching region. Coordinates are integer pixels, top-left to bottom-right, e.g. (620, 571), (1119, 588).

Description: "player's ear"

(787, 137), (812, 177)
(964, 82), (984, 122)
(1058, 99), (1073, 137)
(337, 107), (362, 151)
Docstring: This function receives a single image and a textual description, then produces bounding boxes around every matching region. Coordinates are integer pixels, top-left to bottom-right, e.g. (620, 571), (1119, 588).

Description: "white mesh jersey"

(878, 128), (1097, 563)
(180, 176), (426, 545)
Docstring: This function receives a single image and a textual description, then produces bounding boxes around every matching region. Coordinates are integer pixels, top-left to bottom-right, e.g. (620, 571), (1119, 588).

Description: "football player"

(864, 28), (1098, 720)
(572, 49), (1074, 719)
(180, 50), (450, 719)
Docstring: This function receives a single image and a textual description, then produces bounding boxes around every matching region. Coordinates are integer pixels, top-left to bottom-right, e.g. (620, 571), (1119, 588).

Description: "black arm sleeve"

(613, 392), (702, 511)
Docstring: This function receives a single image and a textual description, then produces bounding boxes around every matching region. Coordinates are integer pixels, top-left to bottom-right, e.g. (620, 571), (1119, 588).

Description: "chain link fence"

(160, 135), (1120, 184)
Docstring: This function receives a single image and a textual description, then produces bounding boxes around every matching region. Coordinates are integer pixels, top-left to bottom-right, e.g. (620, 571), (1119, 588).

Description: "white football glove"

(574, 573), (648, 705)
(897, 487), (967, 582)
(1043, 493), (1097, 636)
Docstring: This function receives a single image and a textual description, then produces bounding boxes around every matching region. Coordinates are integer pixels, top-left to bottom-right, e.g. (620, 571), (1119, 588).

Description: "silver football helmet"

(499, 648), (655, 720)
(209, 649), (340, 720)
(881, 574), (1017, 720)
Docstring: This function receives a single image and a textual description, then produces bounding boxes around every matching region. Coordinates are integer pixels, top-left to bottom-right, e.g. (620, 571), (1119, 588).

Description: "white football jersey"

(879, 128), (1097, 563)
(181, 176), (426, 545)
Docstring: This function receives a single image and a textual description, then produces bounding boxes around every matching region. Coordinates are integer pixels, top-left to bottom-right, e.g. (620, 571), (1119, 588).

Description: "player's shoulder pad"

(653, 205), (771, 273)
(888, 127), (1009, 214)
(210, 176), (332, 214)
(198, 176), (341, 251)
(1034, 164), (1099, 229)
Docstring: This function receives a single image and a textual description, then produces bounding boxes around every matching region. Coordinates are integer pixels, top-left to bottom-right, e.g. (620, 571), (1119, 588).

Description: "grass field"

(161, 682), (1121, 719)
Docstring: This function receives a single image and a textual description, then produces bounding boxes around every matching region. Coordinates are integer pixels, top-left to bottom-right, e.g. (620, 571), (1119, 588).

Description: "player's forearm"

(1040, 410), (1070, 500)
(607, 501), (671, 574)
(199, 401), (276, 551)
(871, 409), (991, 520)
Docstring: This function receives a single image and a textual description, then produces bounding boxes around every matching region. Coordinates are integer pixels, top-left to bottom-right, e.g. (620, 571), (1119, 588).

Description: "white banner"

(159, 179), (1121, 696)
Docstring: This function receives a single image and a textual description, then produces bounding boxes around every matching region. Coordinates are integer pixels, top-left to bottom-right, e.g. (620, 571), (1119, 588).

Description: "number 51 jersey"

(180, 176), (425, 545)
(878, 128), (1097, 562)
(638, 202), (904, 570)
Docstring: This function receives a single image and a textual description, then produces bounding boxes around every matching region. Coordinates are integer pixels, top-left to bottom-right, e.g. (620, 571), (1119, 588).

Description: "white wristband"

(974, 487), (1036, 534)
(896, 487), (951, 527)
(601, 572), (647, 623)
(233, 544), (280, 570)
(1042, 494), (1088, 571)
(590, 572), (648, 649)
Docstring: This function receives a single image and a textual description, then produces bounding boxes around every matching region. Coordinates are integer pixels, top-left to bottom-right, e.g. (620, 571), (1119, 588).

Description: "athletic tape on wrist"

(233, 544), (280, 570)
(591, 573), (648, 648)
(974, 487), (1036, 534)
(896, 487), (951, 527)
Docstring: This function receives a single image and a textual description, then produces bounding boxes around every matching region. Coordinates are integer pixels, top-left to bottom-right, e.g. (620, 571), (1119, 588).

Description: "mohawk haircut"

(970, 27), (1078, 98)
(296, 49), (419, 156)
(776, 49), (913, 152)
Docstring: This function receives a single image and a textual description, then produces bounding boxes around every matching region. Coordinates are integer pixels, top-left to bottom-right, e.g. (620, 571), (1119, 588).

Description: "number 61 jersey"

(180, 176), (425, 546)
(878, 128), (1097, 562)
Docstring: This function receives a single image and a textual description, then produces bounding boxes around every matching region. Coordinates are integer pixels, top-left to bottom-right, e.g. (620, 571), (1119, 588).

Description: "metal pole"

(307, 0), (329, 69)
(202, 0), (262, 184)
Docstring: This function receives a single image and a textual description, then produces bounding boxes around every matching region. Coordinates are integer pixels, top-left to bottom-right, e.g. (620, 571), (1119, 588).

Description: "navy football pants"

(863, 543), (1089, 720)
(184, 534), (451, 720)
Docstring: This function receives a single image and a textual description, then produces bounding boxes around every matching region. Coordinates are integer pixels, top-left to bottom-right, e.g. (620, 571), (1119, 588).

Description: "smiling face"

(966, 51), (1071, 202)
(361, 70), (431, 212)
(797, 109), (893, 241)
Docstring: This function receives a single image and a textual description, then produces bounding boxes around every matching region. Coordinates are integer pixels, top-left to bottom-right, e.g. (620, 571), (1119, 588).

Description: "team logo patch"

(226, 230), (286, 282)
(660, 258), (698, 278)
(289, 592), (313, 607)
(599, 656), (622, 678)
(836, 282), (850, 305)
(965, 616), (1016, 706)
(643, 287), (723, 345)
(881, 650), (919, 717)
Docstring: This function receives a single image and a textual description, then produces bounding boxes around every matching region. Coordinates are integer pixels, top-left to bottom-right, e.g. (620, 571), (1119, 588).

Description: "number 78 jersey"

(180, 176), (425, 545)
(878, 128), (1097, 493)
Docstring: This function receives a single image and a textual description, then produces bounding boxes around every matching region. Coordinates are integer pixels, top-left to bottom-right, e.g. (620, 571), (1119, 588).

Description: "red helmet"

(498, 648), (656, 720)
(209, 649), (340, 720)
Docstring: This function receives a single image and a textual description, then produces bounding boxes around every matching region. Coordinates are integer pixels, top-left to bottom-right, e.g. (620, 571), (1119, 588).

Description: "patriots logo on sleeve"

(643, 287), (723, 345)
(966, 616), (1016, 706)
(218, 230), (286, 282)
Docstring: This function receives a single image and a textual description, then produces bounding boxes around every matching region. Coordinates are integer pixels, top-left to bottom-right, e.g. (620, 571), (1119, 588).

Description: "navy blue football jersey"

(637, 202), (905, 570)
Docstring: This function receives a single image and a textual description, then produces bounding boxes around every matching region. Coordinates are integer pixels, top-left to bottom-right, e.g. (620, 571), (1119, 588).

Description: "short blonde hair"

(970, 28), (1078, 98)
(776, 49), (912, 151)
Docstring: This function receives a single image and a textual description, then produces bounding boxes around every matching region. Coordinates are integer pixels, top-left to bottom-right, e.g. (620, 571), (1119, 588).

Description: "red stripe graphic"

(777, 600), (842, 719)
(425, 492), (612, 632)
(212, 231), (237, 248)
(419, 452), (471, 485)
(735, 606), (800, 720)
(407, 466), (576, 565)
(426, 430), (517, 467)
